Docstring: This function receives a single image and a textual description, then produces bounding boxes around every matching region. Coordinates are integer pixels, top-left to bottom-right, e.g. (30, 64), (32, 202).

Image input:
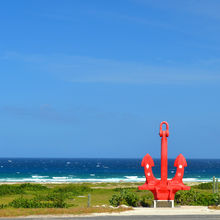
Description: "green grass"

(0, 183), (133, 217)
(0, 182), (219, 217)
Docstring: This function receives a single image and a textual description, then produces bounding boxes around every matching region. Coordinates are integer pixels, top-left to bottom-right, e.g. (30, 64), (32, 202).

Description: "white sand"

(23, 207), (220, 218)
(105, 206), (220, 216)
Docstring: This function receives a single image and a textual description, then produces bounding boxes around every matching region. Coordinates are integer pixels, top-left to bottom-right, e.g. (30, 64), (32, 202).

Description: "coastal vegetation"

(0, 182), (219, 217)
(109, 183), (220, 207)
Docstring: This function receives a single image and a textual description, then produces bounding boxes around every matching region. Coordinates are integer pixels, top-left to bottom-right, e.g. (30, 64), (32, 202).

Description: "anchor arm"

(171, 154), (187, 182)
(171, 154), (190, 190)
(142, 154), (158, 183)
(141, 154), (157, 184)
(138, 154), (159, 190)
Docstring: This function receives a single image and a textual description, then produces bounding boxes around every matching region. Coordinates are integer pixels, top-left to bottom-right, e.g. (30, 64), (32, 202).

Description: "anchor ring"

(159, 121), (169, 137)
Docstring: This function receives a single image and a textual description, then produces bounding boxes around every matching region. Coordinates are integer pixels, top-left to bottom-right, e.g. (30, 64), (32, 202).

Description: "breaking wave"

(0, 176), (214, 183)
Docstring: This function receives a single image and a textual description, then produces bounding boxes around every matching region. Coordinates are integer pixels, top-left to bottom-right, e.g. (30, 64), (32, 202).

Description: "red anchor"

(138, 121), (190, 205)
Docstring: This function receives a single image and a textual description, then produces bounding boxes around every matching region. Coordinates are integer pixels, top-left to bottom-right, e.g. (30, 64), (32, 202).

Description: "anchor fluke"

(171, 154), (189, 187)
(174, 154), (187, 168)
(139, 154), (158, 190)
(141, 153), (154, 167)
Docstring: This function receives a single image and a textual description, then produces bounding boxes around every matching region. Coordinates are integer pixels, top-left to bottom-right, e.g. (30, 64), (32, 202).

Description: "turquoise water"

(0, 158), (219, 182)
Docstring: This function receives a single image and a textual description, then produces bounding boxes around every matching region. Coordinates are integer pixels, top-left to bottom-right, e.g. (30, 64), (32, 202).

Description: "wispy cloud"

(0, 105), (76, 124)
(133, 0), (220, 18)
(87, 9), (178, 32)
(2, 51), (220, 85)
(0, 104), (139, 126)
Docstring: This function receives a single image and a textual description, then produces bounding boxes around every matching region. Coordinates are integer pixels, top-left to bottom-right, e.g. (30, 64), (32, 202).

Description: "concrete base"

(153, 200), (174, 208)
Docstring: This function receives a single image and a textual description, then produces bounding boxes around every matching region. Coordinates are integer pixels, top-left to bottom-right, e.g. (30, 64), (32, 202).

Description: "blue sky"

(0, 0), (220, 158)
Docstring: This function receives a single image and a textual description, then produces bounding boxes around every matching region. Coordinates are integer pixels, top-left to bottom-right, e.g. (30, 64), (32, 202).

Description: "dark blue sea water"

(0, 158), (219, 183)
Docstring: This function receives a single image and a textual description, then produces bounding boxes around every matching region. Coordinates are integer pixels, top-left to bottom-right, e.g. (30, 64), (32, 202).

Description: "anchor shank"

(161, 134), (168, 184)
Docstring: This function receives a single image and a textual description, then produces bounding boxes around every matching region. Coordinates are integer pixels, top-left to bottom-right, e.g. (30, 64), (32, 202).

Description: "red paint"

(138, 121), (190, 201)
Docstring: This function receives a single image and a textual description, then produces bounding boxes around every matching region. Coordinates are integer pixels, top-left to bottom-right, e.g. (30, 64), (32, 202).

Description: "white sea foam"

(52, 177), (68, 179)
(32, 175), (49, 179)
(182, 178), (211, 182)
(125, 176), (138, 179)
(0, 176), (216, 183)
(124, 176), (145, 181)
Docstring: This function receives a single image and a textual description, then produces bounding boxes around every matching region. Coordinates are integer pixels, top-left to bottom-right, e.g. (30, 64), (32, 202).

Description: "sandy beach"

(16, 206), (220, 218)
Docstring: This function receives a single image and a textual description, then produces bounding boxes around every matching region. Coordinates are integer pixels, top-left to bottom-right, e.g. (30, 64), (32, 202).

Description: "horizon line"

(0, 157), (219, 160)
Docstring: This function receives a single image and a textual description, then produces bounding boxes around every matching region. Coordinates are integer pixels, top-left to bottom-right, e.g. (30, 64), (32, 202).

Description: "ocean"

(0, 158), (219, 183)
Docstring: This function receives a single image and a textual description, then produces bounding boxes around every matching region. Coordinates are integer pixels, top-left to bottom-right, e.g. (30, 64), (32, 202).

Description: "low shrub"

(0, 184), (48, 196)
(193, 182), (213, 190)
(139, 195), (153, 207)
(109, 189), (139, 207)
(9, 197), (49, 208)
(36, 192), (68, 202)
(175, 189), (220, 206)
(111, 187), (220, 207)
(19, 183), (48, 191)
(0, 185), (24, 196)
(0, 204), (7, 209)
(9, 195), (68, 208)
